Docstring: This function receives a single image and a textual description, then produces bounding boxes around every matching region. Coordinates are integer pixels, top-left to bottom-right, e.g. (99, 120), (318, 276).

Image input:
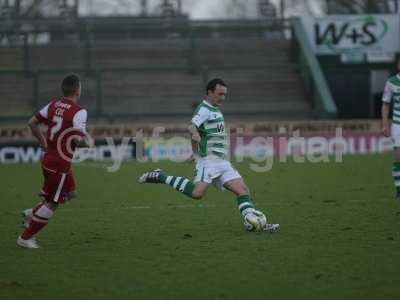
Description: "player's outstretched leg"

(392, 149), (400, 200)
(225, 179), (279, 232)
(393, 162), (400, 199)
(139, 169), (197, 199)
(17, 201), (57, 249)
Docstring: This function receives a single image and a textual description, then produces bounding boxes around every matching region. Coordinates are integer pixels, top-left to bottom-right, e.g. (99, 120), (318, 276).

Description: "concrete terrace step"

(0, 36), (311, 120)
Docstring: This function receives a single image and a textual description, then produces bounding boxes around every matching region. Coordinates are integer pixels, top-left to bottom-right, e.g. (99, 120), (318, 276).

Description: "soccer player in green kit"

(139, 78), (279, 232)
(382, 58), (400, 200)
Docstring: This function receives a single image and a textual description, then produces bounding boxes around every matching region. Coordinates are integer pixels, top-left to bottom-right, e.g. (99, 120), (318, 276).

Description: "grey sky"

(79, 0), (326, 19)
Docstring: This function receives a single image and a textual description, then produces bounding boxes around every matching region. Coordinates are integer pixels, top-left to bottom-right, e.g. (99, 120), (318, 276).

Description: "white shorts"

(194, 157), (242, 190)
(392, 124), (400, 147)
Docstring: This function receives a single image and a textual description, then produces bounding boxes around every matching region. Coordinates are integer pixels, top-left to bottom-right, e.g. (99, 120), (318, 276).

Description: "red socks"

(21, 202), (54, 240)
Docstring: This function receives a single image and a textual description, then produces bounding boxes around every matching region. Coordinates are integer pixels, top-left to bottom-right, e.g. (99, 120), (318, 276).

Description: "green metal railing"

(0, 18), (309, 121)
(0, 67), (198, 120)
(1, 18), (288, 74)
(291, 17), (338, 119)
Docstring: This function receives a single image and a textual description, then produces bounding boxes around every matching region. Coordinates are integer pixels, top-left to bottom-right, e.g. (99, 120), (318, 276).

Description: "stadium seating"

(0, 47), (24, 70)
(29, 45), (85, 70)
(0, 74), (34, 117)
(91, 39), (188, 68)
(0, 34), (310, 120)
(101, 70), (202, 116)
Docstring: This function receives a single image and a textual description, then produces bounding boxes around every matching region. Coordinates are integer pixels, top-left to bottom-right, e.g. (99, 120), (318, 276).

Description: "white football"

(243, 210), (267, 232)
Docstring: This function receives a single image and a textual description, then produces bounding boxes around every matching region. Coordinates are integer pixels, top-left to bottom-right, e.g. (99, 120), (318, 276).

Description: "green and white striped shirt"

(383, 74), (400, 125)
(191, 100), (228, 159)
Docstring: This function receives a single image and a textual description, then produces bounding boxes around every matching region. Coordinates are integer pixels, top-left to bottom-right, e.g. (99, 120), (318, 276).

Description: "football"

(243, 210), (267, 232)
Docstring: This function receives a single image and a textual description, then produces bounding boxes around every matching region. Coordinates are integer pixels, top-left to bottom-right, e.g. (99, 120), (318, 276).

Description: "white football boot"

(263, 223), (280, 233)
(17, 236), (40, 249)
(138, 169), (164, 184)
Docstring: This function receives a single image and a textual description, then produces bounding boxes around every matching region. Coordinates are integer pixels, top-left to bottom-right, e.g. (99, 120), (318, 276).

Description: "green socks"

(160, 174), (196, 199)
(393, 162), (400, 194)
(158, 175), (258, 208)
(237, 195), (255, 216)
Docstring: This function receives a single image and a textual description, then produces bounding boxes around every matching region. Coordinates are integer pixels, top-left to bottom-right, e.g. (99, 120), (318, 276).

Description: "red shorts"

(41, 165), (76, 204)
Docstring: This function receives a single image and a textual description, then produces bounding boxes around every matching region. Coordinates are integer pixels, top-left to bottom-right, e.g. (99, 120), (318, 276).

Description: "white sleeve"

(73, 109), (87, 132)
(38, 103), (50, 119)
(382, 81), (393, 103)
(191, 107), (210, 127)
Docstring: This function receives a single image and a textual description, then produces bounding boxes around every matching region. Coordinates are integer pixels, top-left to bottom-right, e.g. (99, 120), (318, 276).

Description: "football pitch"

(1, 154), (400, 300)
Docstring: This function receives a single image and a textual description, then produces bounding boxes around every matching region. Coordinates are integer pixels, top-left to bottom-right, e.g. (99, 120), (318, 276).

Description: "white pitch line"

(73, 162), (110, 168)
(126, 206), (151, 209)
(61, 203), (217, 212)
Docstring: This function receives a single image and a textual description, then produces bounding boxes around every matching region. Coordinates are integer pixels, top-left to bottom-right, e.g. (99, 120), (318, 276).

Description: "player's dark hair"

(61, 74), (81, 97)
(206, 78), (227, 95)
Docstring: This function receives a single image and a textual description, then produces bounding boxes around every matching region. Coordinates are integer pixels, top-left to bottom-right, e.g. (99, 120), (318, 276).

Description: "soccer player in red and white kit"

(17, 74), (88, 249)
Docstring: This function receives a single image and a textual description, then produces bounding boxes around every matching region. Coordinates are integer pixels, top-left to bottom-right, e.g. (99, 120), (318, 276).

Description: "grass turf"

(1, 154), (400, 300)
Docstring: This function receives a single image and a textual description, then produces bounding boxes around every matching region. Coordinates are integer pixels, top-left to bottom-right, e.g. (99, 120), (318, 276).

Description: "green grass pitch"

(1, 154), (400, 300)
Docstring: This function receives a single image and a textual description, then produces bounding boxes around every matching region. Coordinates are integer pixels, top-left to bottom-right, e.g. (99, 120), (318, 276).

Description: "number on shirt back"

(49, 115), (63, 141)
